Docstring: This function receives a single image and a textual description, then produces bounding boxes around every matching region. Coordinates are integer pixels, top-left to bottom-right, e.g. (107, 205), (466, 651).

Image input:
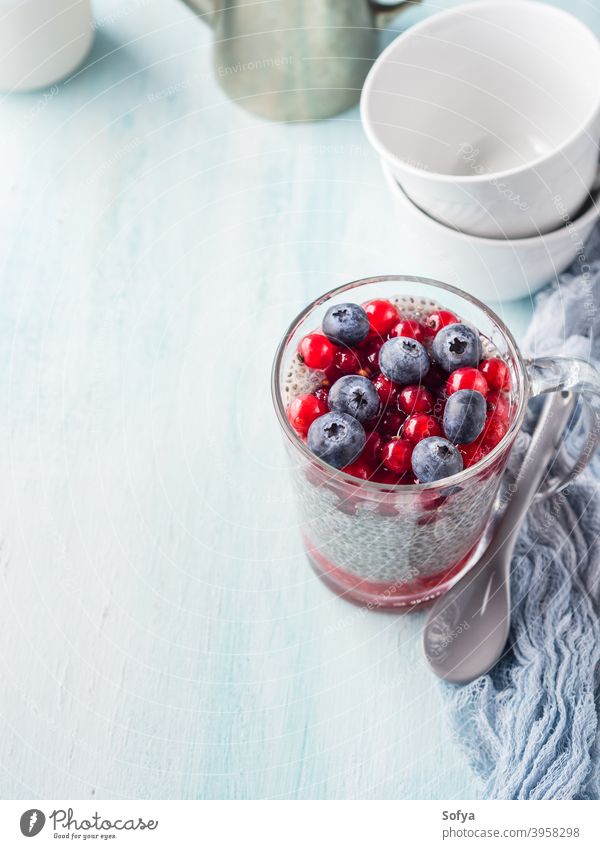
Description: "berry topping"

(361, 431), (384, 465)
(480, 357), (510, 391)
(403, 413), (442, 443)
(481, 413), (508, 448)
(307, 412), (366, 469)
(389, 318), (427, 344)
(322, 302), (370, 347)
(432, 394), (446, 419)
(372, 374), (397, 406)
(486, 390), (510, 421)
(379, 337), (430, 384)
(381, 438), (413, 474)
(298, 333), (335, 370)
(397, 384), (434, 415)
(459, 441), (486, 468)
(325, 348), (362, 380)
(287, 394), (328, 437)
(371, 468), (404, 486)
(328, 374), (380, 423)
(342, 460), (373, 480)
(378, 411), (405, 437)
(432, 323), (482, 372)
(411, 436), (464, 483)
(363, 299), (400, 336)
(290, 295), (512, 484)
(443, 389), (487, 444)
(446, 367), (488, 397)
(426, 309), (459, 335)
(423, 364), (446, 390)
(360, 336), (383, 372)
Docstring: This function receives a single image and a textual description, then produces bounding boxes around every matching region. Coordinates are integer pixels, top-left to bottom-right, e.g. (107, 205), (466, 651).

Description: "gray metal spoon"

(423, 390), (576, 684)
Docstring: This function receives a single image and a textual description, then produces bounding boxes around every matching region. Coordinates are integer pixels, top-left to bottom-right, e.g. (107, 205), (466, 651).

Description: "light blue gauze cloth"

(443, 226), (600, 800)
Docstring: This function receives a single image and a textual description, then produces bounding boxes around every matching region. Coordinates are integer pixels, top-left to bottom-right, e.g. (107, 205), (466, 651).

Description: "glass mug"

(271, 276), (600, 609)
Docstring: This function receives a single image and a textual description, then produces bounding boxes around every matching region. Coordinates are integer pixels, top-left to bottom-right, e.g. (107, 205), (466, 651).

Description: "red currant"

(486, 390), (509, 421)
(423, 364), (446, 391)
(325, 348), (361, 380)
(481, 413), (508, 448)
(480, 357), (509, 391)
(371, 468), (403, 486)
(432, 395), (446, 419)
(361, 431), (384, 465)
(459, 441), (486, 468)
(372, 374), (397, 406)
(298, 333), (335, 370)
(363, 299), (400, 337)
(314, 387), (329, 406)
(381, 438), (413, 474)
(389, 318), (427, 344)
(286, 394), (327, 436)
(378, 411), (405, 437)
(426, 309), (459, 335)
(403, 414), (442, 443)
(342, 460), (373, 481)
(360, 337), (383, 373)
(446, 368), (488, 397)
(397, 384), (434, 415)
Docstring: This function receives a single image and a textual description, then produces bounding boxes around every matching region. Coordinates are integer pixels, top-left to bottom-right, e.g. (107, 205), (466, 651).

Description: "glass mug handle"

(525, 356), (600, 499)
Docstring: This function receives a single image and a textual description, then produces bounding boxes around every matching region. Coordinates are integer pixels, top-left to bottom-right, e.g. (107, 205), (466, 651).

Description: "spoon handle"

(423, 391), (577, 684)
(489, 390), (576, 556)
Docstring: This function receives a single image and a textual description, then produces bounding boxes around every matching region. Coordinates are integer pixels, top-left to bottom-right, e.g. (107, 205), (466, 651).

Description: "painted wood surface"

(0, 0), (592, 799)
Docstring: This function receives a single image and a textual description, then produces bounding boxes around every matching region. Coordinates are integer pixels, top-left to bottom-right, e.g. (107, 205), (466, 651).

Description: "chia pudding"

(277, 288), (517, 608)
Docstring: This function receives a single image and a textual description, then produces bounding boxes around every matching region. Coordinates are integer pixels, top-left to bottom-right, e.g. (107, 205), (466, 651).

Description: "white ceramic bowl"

(382, 161), (600, 302)
(362, 0), (600, 239)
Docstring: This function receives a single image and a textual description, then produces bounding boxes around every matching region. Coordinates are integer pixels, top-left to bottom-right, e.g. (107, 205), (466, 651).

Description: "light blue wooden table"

(0, 0), (595, 800)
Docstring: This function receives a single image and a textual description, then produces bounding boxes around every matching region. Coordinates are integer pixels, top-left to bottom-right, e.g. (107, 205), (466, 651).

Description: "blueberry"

(443, 389), (486, 444)
(328, 374), (380, 423)
(307, 412), (366, 469)
(411, 436), (464, 483)
(322, 302), (370, 347)
(432, 323), (482, 372)
(379, 337), (430, 384)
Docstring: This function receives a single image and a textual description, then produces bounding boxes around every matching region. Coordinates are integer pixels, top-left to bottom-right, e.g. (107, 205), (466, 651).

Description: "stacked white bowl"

(360, 0), (600, 301)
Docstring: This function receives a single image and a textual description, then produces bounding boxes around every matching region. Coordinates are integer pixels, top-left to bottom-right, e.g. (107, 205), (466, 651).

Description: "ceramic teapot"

(181, 0), (416, 121)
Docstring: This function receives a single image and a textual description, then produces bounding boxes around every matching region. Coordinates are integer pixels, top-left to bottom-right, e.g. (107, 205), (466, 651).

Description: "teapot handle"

(179, 0), (215, 26)
(370, 0), (419, 28)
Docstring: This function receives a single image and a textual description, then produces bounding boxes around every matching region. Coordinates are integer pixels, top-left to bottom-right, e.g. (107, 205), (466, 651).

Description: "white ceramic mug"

(361, 0), (600, 239)
(0, 0), (92, 91)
